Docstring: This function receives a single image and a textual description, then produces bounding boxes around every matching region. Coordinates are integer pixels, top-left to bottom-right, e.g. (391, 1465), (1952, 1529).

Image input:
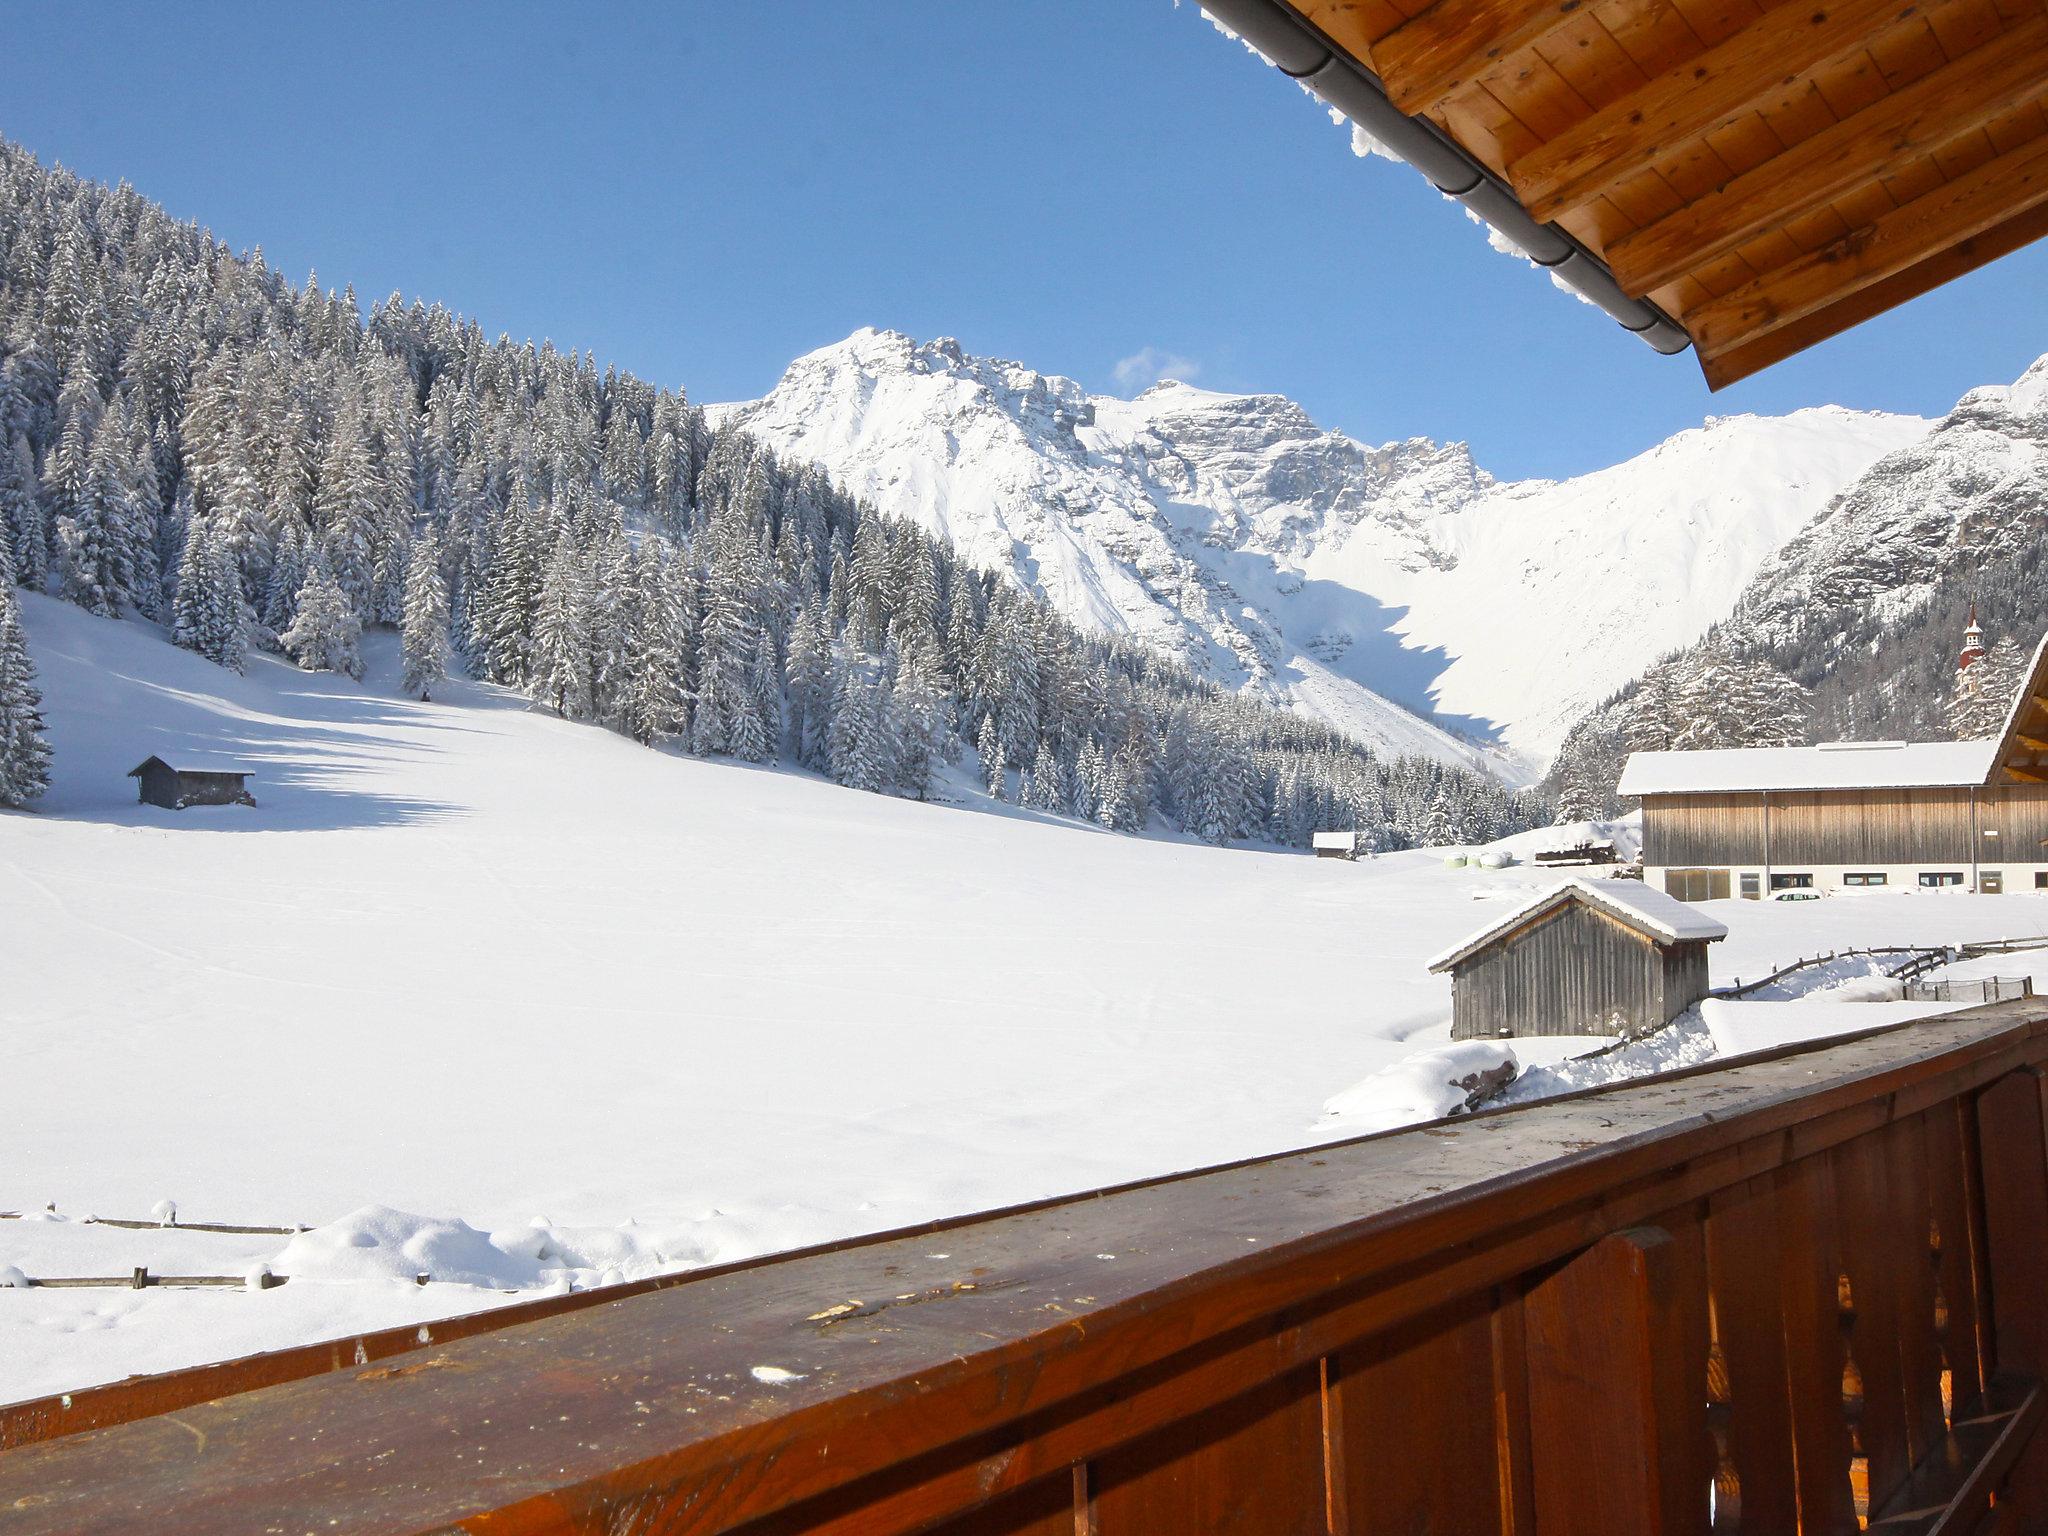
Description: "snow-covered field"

(6, 593), (2047, 1403)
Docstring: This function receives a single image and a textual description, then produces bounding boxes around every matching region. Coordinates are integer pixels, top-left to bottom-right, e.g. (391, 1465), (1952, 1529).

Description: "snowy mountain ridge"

(713, 328), (1928, 776)
(1580, 350), (2048, 749)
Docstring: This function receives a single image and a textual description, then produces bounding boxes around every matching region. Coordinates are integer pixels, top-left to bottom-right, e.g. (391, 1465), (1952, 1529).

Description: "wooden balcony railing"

(7, 1001), (2048, 1534)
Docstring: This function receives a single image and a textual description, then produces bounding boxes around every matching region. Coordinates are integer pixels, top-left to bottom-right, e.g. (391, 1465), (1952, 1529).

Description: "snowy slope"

(713, 330), (1926, 773)
(7, 595), (2044, 1401)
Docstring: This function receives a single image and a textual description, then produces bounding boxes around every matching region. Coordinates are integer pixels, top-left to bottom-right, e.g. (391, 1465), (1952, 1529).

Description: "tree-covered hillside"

(0, 139), (1532, 847)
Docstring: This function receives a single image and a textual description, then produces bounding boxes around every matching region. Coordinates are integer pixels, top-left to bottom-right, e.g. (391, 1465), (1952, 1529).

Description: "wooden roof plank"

(1695, 192), (2048, 384)
(1373, 0), (1605, 118)
(1506, 0), (1959, 220)
(1605, 13), (2048, 296)
(1692, 127), (2048, 356)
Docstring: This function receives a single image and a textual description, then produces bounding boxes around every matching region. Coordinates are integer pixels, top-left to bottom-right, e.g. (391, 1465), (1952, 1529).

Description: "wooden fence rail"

(7, 1002), (2048, 1534)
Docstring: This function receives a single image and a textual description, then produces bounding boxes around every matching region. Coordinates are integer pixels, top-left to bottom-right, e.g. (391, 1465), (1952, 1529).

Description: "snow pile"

(273, 1206), (554, 1290)
(1742, 952), (1905, 1002)
(1699, 998), (1959, 1058)
(1322, 1041), (1519, 1133)
(1498, 1015), (1721, 1102)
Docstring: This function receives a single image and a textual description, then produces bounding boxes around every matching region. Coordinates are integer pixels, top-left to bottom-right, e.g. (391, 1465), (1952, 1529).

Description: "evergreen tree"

(280, 563), (363, 679)
(1, 430), (46, 591)
(56, 417), (136, 617)
(530, 530), (592, 718)
(784, 603), (834, 769)
(171, 521), (248, 671)
(0, 575), (52, 807)
(826, 656), (892, 793)
(400, 530), (451, 701)
(616, 543), (689, 745)
(978, 711), (1005, 801)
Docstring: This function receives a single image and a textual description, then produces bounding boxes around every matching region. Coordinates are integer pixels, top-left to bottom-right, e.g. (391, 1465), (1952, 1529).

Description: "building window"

(1770, 872), (1814, 890)
(1663, 868), (1730, 902)
(1982, 872), (2005, 895)
(1739, 873), (1761, 900)
(1919, 872), (1965, 888)
(2036, 872), (2048, 890)
(1843, 873), (1887, 887)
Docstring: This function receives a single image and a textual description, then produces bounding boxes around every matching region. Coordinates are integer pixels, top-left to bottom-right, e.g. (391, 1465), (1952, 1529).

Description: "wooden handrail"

(6, 1001), (2048, 1533)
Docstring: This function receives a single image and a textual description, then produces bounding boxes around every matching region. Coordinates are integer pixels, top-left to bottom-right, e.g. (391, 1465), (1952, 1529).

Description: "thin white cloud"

(1113, 347), (1202, 391)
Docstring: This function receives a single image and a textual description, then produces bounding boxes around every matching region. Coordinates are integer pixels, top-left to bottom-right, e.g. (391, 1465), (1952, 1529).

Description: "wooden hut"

(1430, 877), (1726, 1040)
(127, 756), (256, 810)
(1312, 831), (1358, 860)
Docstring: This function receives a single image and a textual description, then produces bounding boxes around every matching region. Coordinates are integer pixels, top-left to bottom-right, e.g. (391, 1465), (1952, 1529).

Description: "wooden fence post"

(1522, 1227), (1710, 1536)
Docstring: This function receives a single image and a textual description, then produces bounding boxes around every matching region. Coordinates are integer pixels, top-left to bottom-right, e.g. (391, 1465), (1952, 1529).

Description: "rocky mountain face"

(712, 328), (1927, 777)
(1606, 353), (2048, 751)
(1541, 353), (2048, 812)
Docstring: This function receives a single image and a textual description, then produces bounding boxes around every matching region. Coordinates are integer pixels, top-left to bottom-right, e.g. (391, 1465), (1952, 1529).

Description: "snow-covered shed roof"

(1312, 831), (1357, 850)
(127, 755), (255, 779)
(1426, 877), (1727, 974)
(1617, 739), (1999, 796)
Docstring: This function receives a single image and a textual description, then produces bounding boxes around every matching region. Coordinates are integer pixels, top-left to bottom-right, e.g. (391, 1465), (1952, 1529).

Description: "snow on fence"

(1714, 934), (2048, 1001)
(4, 1268), (287, 1292)
(1905, 975), (2037, 1005)
(0, 1210), (301, 1236)
(1713, 944), (1953, 1000)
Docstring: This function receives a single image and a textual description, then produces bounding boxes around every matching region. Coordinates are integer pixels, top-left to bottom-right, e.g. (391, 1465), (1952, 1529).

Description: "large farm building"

(1621, 629), (2048, 900)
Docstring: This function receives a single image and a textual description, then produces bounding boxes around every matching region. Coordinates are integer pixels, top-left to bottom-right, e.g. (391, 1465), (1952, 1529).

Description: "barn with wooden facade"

(1621, 633), (2048, 900)
(1430, 876), (1727, 1039)
(127, 756), (257, 811)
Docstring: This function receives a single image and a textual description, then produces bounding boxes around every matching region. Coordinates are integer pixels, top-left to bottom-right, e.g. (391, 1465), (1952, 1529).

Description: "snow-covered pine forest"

(0, 139), (1530, 847)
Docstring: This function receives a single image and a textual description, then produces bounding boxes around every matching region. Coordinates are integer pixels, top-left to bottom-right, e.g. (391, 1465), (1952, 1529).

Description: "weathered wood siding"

(1640, 793), (1766, 867)
(1770, 788), (1974, 865)
(1980, 785), (2048, 862)
(1448, 905), (1706, 1039)
(1644, 785), (2048, 869)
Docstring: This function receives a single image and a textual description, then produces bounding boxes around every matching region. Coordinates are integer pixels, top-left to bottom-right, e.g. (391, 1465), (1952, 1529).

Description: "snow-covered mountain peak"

(717, 328), (1930, 774)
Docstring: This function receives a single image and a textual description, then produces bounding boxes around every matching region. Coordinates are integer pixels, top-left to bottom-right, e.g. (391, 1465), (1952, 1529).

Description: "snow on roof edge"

(1617, 738), (1999, 795)
(1426, 876), (1727, 973)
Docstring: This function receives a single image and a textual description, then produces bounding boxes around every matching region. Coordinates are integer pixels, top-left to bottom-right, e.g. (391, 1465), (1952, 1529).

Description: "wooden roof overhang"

(1986, 633), (2048, 784)
(1206, 0), (2048, 387)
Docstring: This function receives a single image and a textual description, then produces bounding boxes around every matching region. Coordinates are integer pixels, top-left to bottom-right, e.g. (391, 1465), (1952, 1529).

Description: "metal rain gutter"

(1201, 0), (1693, 357)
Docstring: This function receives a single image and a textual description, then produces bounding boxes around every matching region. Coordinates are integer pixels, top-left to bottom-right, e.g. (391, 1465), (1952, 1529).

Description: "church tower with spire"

(1959, 600), (1988, 695)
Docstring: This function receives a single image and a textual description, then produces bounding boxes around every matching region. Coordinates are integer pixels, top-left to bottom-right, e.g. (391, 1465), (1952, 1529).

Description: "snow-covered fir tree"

(0, 567), (52, 807)
(400, 529), (450, 701)
(170, 520), (247, 672)
(280, 563), (363, 680)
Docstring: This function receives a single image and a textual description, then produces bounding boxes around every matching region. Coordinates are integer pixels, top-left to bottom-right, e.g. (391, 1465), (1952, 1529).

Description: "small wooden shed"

(1430, 877), (1726, 1041)
(1312, 831), (1358, 860)
(127, 756), (257, 810)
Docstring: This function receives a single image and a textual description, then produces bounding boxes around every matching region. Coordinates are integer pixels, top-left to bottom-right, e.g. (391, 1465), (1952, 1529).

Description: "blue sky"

(5, 3), (2043, 481)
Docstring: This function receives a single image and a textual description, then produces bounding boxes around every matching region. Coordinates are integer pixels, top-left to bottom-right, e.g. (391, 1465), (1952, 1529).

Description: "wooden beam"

(1691, 128), (2048, 363)
(2018, 735), (2048, 754)
(1507, 0), (1950, 221)
(2005, 767), (2048, 784)
(1698, 189), (2048, 385)
(1373, 0), (1595, 119)
(1607, 15), (2048, 298)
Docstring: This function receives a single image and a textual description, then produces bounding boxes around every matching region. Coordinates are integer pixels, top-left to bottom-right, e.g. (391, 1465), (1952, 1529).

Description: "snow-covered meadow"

(6, 593), (2048, 1402)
